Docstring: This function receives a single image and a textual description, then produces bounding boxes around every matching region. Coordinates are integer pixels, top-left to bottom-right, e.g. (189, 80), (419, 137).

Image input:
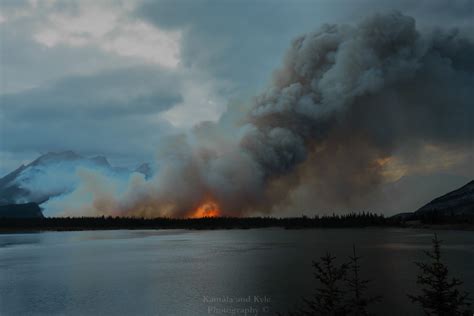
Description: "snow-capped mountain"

(0, 151), (149, 205)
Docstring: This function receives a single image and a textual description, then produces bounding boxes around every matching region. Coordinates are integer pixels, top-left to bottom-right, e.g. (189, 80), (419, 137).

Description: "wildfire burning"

(39, 12), (474, 219)
(191, 201), (221, 218)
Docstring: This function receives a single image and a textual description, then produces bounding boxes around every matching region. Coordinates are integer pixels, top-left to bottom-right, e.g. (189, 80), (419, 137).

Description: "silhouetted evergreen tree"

(287, 252), (348, 315)
(345, 245), (381, 315)
(408, 234), (471, 315)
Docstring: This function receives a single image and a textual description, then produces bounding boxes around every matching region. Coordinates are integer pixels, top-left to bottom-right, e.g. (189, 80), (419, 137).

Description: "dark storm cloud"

(0, 67), (181, 156)
(136, 0), (474, 97)
(2, 67), (181, 118)
(136, 0), (323, 95)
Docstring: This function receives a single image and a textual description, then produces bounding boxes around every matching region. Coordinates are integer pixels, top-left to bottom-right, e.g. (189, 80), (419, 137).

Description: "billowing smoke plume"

(44, 11), (474, 217)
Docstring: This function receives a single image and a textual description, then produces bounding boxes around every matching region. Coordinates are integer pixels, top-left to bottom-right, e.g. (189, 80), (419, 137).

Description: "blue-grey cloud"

(0, 66), (181, 160)
(136, 0), (322, 95)
(0, 12), (143, 94)
(2, 67), (182, 118)
(137, 0), (474, 97)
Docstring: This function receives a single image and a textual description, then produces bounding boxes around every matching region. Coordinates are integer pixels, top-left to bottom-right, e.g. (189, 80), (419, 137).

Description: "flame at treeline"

(191, 201), (221, 218)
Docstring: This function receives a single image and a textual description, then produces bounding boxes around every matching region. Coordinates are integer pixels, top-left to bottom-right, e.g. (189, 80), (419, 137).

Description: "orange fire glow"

(191, 201), (221, 218)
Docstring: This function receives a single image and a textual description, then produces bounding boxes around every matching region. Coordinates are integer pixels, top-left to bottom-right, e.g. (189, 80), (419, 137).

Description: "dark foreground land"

(1, 212), (473, 232)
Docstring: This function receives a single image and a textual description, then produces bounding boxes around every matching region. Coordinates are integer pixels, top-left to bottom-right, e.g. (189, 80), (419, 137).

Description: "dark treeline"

(0, 212), (393, 231)
(414, 211), (474, 225)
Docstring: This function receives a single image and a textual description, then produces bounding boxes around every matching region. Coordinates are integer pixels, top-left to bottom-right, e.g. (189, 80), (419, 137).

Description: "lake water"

(0, 228), (473, 315)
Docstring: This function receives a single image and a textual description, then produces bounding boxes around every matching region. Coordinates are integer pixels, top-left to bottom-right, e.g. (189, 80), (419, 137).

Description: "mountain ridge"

(416, 180), (474, 215)
(0, 151), (150, 206)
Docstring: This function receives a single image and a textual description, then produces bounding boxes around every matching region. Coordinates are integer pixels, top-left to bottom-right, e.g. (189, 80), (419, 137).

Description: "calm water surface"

(0, 228), (473, 315)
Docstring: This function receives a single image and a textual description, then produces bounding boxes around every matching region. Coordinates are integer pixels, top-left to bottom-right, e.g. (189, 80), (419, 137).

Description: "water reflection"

(0, 228), (473, 315)
(0, 233), (43, 248)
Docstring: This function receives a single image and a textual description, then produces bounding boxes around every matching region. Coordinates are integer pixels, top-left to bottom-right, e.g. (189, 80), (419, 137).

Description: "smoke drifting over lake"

(44, 11), (474, 217)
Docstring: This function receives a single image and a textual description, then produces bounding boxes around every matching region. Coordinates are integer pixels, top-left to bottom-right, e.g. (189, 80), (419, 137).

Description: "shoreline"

(1, 214), (473, 233)
(1, 223), (473, 234)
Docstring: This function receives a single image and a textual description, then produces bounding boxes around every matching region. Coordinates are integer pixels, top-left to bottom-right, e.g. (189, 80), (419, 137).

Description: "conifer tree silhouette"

(345, 245), (381, 316)
(286, 252), (348, 315)
(408, 234), (471, 315)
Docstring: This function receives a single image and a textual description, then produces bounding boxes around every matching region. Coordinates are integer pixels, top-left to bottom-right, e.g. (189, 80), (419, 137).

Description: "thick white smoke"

(44, 11), (474, 217)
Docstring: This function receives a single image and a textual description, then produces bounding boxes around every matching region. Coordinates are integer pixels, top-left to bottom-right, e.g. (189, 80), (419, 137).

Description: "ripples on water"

(0, 228), (473, 315)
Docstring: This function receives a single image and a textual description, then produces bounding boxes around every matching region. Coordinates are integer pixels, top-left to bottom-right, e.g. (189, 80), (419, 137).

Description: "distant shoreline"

(1, 215), (473, 233)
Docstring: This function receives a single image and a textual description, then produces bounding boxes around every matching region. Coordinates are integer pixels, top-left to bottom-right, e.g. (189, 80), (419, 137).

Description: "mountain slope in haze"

(0, 203), (44, 218)
(0, 151), (150, 206)
(416, 180), (474, 216)
(369, 173), (469, 214)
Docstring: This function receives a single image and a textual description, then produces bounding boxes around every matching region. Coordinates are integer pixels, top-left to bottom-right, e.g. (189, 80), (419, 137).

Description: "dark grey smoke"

(239, 10), (473, 213)
(44, 11), (474, 217)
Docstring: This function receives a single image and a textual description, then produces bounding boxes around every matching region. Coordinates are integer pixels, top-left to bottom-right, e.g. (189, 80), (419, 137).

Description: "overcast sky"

(1, 0), (473, 175)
